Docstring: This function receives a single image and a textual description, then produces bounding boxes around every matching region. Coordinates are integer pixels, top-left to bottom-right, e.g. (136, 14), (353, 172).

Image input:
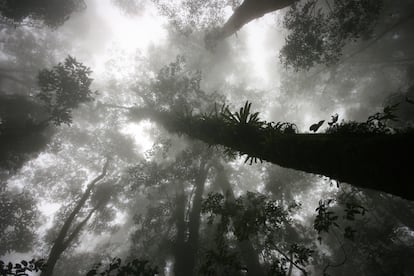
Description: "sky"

(1, 0), (414, 275)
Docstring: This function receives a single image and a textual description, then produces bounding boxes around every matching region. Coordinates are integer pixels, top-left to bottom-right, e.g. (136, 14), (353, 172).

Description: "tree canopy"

(1, 1), (414, 275)
(0, 0), (86, 28)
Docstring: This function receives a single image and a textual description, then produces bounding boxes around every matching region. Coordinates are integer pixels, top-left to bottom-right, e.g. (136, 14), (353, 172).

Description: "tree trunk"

(205, 0), (297, 47)
(214, 162), (265, 276)
(173, 184), (188, 276)
(130, 107), (414, 201)
(186, 161), (210, 275)
(40, 161), (109, 276)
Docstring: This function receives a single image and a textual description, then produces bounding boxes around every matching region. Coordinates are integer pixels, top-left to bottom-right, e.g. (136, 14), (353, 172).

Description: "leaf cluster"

(143, 55), (223, 116)
(314, 198), (367, 242)
(37, 56), (96, 126)
(151, 0), (241, 36)
(0, 186), (38, 255)
(198, 101), (297, 164)
(202, 192), (292, 240)
(0, 259), (46, 276)
(314, 199), (339, 235)
(87, 258), (158, 276)
(325, 104), (400, 134)
(281, 0), (383, 70)
(0, 0), (86, 28)
(198, 244), (243, 276)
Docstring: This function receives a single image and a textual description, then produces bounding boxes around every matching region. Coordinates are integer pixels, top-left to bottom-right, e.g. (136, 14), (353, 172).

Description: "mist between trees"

(1, 0), (414, 275)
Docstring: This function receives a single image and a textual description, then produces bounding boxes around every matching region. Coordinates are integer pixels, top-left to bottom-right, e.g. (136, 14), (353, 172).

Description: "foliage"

(0, 95), (51, 171)
(280, 0), (383, 70)
(198, 243), (243, 276)
(112, 0), (145, 16)
(221, 102), (263, 127)
(0, 259), (46, 276)
(289, 243), (314, 266)
(141, 55), (222, 114)
(314, 198), (366, 242)
(87, 258), (158, 276)
(0, 186), (38, 256)
(129, 202), (174, 264)
(198, 101), (297, 164)
(314, 199), (339, 236)
(325, 104), (400, 134)
(268, 258), (288, 276)
(127, 143), (214, 275)
(0, 0), (86, 28)
(37, 56), (96, 126)
(203, 101), (297, 134)
(201, 192), (311, 274)
(151, 0), (241, 36)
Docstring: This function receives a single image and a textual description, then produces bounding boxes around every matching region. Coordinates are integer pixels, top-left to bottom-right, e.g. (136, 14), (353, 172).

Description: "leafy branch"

(0, 259), (46, 276)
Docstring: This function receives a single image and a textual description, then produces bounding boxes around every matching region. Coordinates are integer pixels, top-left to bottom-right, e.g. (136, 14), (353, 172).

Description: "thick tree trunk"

(186, 161), (210, 275)
(205, 0), (297, 47)
(215, 163), (265, 276)
(173, 185), (188, 276)
(130, 107), (414, 201)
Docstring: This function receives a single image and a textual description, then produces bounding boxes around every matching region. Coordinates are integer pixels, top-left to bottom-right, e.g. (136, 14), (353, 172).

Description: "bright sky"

(74, 0), (283, 161)
(89, 0), (168, 74)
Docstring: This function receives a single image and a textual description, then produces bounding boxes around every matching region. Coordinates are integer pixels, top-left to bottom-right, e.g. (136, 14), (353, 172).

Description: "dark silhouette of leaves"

(0, 259), (46, 276)
(37, 56), (96, 126)
(86, 257), (158, 276)
(0, 0), (86, 28)
(309, 120), (325, 132)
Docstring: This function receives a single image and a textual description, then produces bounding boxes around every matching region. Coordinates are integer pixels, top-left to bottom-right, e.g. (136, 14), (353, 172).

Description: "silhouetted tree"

(40, 160), (110, 276)
(129, 101), (414, 201)
(0, 0), (86, 28)
(310, 187), (414, 275)
(101, 56), (414, 199)
(151, 0), (241, 36)
(0, 56), (96, 173)
(128, 143), (214, 275)
(205, 0), (296, 47)
(201, 184), (311, 275)
(0, 185), (39, 255)
(0, 94), (52, 172)
(279, 0), (383, 70)
(0, 259), (46, 275)
(201, 0), (384, 63)
(37, 55), (97, 126)
(87, 257), (158, 276)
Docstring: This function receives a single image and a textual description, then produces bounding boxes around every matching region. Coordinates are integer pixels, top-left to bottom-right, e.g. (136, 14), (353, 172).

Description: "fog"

(1, 0), (414, 275)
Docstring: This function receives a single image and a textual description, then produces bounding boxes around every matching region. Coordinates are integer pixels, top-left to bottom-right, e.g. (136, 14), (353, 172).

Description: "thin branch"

(287, 251), (294, 276)
(343, 12), (414, 62)
(323, 230), (348, 275)
(273, 245), (308, 276)
(308, 12), (414, 79)
(51, 159), (109, 248)
(324, 0), (332, 12)
(98, 102), (133, 110)
(61, 202), (102, 250)
(185, 184), (196, 222)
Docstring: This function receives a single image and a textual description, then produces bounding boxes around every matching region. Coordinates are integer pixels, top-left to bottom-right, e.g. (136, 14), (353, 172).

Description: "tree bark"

(173, 184), (188, 276)
(186, 160), (210, 275)
(130, 107), (414, 201)
(205, 0), (297, 47)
